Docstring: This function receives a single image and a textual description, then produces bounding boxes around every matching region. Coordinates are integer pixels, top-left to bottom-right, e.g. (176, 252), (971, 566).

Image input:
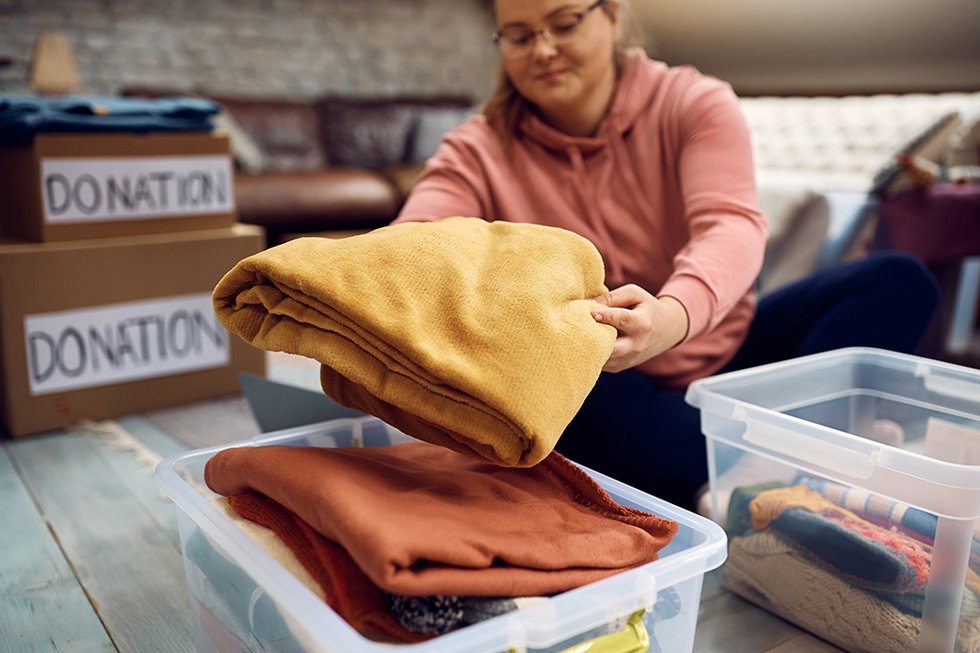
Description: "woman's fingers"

(592, 306), (636, 332)
(603, 339), (633, 372)
(592, 287), (690, 372)
(593, 284), (646, 309)
(592, 285), (651, 336)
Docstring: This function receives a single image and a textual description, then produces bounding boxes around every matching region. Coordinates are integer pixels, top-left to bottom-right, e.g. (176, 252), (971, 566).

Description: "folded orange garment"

(227, 493), (430, 644)
(211, 217), (615, 467)
(206, 441), (678, 597)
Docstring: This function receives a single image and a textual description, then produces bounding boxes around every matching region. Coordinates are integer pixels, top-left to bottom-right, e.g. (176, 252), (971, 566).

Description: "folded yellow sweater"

(212, 217), (616, 466)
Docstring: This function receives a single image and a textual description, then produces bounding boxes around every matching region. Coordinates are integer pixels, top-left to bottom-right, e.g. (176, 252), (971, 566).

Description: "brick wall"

(0, 0), (499, 102)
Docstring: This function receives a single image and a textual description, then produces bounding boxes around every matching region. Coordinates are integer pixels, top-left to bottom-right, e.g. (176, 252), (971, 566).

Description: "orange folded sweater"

(228, 492), (430, 644)
(206, 441), (678, 597)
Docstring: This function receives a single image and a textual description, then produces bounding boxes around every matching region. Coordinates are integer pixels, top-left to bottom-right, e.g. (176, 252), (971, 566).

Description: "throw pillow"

(755, 173), (831, 294)
(870, 111), (961, 196)
(212, 111), (266, 173)
(407, 106), (474, 164)
(319, 102), (417, 170)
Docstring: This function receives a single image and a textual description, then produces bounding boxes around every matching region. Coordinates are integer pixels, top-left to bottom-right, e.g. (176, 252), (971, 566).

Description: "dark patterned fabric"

(385, 593), (518, 635)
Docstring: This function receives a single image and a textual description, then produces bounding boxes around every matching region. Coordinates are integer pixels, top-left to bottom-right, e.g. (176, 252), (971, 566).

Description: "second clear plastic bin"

(686, 347), (980, 653)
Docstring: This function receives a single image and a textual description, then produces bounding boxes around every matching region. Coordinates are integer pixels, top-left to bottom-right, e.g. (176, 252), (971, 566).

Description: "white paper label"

(24, 293), (229, 396)
(40, 155), (233, 223)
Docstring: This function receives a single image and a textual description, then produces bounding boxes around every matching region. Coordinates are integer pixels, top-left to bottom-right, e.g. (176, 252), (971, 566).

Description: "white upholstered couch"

(743, 91), (980, 294)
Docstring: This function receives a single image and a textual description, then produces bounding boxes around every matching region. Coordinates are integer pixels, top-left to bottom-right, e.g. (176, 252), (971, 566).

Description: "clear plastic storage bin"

(156, 416), (727, 653)
(686, 347), (980, 653)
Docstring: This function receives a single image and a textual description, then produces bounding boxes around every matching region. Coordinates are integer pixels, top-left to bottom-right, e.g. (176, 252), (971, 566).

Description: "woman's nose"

(530, 32), (559, 61)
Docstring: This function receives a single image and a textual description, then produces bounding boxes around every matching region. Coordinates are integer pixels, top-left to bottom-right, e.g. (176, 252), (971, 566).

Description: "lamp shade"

(30, 31), (80, 95)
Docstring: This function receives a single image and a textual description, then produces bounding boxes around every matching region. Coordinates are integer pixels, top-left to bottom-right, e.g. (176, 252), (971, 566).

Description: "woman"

(394, 0), (938, 509)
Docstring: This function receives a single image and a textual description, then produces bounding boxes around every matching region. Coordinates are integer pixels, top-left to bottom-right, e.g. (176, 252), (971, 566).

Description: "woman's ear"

(604, 1), (622, 40)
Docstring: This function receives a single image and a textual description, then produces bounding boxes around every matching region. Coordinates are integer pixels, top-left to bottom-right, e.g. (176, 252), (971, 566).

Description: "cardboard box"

(0, 132), (236, 242)
(0, 224), (266, 437)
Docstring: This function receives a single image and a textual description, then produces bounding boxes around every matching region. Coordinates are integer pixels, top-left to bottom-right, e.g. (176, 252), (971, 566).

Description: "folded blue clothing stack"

(0, 94), (219, 146)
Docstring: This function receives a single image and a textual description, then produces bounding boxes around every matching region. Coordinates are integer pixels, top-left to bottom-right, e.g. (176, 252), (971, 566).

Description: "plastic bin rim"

(687, 346), (979, 406)
(686, 347), (980, 481)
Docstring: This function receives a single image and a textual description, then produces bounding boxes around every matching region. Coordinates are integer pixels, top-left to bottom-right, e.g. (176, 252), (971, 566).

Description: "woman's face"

(494, 0), (620, 122)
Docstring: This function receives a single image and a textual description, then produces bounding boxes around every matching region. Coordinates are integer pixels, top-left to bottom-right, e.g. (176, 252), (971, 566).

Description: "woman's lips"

(537, 68), (568, 82)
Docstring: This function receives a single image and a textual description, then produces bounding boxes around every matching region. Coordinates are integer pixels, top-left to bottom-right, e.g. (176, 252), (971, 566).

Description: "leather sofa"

(125, 89), (475, 244)
(217, 95), (475, 243)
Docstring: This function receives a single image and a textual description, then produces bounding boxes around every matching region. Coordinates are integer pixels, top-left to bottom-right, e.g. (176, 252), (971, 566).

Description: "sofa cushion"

(234, 168), (399, 233)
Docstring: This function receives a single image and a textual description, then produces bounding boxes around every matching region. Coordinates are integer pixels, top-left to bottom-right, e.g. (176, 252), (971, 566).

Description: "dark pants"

(555, 252), (940, 510)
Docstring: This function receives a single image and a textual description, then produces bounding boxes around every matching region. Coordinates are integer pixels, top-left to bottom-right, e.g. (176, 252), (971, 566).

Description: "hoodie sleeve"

(657, 76), (768, 342)
(394, 119), (495, 224)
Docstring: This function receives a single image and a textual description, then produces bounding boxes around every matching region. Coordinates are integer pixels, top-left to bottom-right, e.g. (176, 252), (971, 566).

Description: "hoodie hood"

(519, 48), (669, 153)
(517, 49), (670, 278)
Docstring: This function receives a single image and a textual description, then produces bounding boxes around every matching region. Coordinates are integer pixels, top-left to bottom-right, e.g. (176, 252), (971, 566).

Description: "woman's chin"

(533, 90), (583, 117)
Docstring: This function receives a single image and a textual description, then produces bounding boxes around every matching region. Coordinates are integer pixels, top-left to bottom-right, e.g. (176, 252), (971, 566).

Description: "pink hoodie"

(395, 50), (767, 388)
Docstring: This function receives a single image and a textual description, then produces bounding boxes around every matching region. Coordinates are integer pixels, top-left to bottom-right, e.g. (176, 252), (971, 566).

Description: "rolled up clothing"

(739, 483), (980, 615)
(205, 441), (678, 598)
(726, 530), (980, 653)
(212, 217), (615, 467)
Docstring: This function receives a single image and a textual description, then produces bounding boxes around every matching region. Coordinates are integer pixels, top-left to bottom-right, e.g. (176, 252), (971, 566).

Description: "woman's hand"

(591, 285), (690, 372)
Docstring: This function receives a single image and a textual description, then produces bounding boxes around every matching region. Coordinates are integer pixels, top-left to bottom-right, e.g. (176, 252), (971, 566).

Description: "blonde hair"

(483, 0), (643, 146)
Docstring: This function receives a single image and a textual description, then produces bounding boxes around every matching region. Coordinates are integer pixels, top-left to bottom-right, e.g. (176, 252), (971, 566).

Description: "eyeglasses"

(491, 0), (607, 58)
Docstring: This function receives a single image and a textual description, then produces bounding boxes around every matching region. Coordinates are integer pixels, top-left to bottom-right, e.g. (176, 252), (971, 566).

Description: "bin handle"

(739, 414), (878, 479)
(554, 610), (649, 653)
(916, 362), (978, 403)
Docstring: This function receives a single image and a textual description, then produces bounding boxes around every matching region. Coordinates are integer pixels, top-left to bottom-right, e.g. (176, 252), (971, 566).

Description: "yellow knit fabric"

(212, 217), (616, 467)
(750, 485), (848, 531)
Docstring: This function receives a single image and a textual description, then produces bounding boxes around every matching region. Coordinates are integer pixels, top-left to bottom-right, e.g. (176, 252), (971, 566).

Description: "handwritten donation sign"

(40, 155), (233, 223)
(25, 293), (229, 395)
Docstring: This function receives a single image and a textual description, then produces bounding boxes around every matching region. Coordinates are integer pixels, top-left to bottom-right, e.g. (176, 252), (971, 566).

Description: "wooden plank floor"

(0, 411), (844, 653)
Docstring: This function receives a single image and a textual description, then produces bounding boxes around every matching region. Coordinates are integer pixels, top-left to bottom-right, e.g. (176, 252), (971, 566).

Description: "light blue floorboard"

(0, 440), (116, 653)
